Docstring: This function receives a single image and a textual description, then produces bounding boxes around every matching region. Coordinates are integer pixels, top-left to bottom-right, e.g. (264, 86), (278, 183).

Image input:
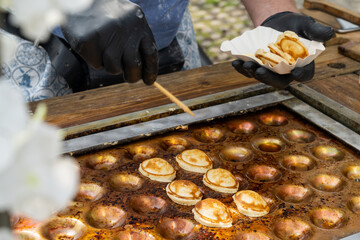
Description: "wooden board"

(301, 8), (342, 29)
(312, 44), (360, 79)
(305, 73), (360, 114)
(29, 62), (258, 128)
(29, 43), (360, 130)
(339, 41), (360, 62)
(304, 0), (360, 26)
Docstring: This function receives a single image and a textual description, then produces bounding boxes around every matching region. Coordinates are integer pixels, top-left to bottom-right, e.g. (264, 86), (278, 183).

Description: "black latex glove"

(61, 0), (158, 85)
(232, 11), (334, 89)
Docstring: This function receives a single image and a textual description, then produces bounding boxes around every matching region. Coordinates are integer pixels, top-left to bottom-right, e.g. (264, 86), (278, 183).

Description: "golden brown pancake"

(176, 149), (213, 173)
(254, 30), (309, 67)
(192, 198), (233, 228)
(276, 31), (309, 60)
(139, 158), (176, 182)
(268, 42), (296, 65)
(166, 180), (203, 205)
(233, 190), (270, 217)
(203, 168), (239, 193)
(255, 49), (289, 67)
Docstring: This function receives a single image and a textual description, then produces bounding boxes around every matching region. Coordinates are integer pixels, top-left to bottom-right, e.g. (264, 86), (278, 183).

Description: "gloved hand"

(61, 0), (158, 85)
(232, 12), (334, 89)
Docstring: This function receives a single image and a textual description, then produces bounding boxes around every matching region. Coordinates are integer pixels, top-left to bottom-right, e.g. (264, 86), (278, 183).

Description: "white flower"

(0, 81), (27, 172)
(4, 0), (93, 41)
(0, 228), (14, 240)
(55, 0), (94, 14)
(0, 81), (80, 221)
(0, 30), (20, 64)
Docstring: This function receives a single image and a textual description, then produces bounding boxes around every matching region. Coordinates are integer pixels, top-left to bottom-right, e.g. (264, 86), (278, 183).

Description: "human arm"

(233, 0), (334, 89)
(242, 0), (298, 27)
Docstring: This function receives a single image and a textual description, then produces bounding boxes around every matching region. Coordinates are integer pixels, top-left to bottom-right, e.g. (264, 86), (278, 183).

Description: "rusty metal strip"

(282, 98), (360, 152)
(61, 83), (273, 139)
(63, 90), (360, 155)
(62, 90), (291, 155)
(289, 83), (360, 135)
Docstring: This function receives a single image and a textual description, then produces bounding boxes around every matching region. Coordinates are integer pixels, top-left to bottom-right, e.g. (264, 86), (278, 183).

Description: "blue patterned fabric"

(176, 9), (201, 70)
(0, 30), (72, 102)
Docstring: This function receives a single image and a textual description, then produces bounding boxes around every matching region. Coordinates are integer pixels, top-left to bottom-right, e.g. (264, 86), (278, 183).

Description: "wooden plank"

(304, 0), (360, 26)
(301, 8), (341, 29)
(337, 31), (360, 42)
(29, 43), (360, 129)
(61, 83), (272, 139)
(305, 73), (360, 114)
(29, 62), (258, 128)
(313, 44), (360, 80)
(338, 41), (360, 62)
(289, 83), (360, 134)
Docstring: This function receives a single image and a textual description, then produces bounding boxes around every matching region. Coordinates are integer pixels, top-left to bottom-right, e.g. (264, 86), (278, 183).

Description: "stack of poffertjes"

(255, 30), (309, 67)
(138, 149), (270, 228)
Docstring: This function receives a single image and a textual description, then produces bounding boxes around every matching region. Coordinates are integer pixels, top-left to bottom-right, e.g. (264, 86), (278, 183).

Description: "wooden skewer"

(153, 82), (195, 117)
